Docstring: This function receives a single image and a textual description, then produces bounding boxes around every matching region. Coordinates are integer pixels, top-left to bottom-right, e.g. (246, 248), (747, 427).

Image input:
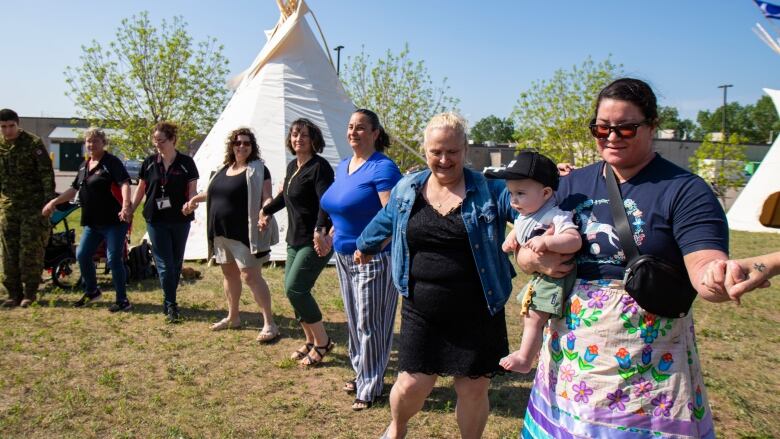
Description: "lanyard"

(157, 153), (176, 195)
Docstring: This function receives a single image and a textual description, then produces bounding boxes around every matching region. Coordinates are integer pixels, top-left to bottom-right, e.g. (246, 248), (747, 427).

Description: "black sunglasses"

(232, 140), (252, 147)
(589, 120), (648, 139)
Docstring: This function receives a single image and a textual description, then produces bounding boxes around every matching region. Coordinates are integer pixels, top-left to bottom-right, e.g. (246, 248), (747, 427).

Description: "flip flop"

(343, 379), (356, 394)
(210, 317), (241, 331)
(351, 398), (372, 411)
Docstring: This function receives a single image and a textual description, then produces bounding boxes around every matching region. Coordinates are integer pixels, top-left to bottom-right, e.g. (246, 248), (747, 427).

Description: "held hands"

(313, 228), (333, 257)
(41, 200), (57, 217)
(118, 205), (133, 223)
(258, 213), (269, 231)
(182, 200), (198, 215)
(701, 258), (771, 304)
(353, 249), (374, 265)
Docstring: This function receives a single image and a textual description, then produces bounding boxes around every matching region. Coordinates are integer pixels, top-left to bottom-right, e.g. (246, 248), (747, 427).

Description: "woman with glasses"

(128, 121), (199, 322)
(515, 78), (739, 438)
(183, 128), (279, 342)
(42, 127), (132, 312)
(259, 118), (335, 367)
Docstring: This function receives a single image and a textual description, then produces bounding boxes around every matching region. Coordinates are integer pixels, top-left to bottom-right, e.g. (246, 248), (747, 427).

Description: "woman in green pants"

(260, 118), (335, 367)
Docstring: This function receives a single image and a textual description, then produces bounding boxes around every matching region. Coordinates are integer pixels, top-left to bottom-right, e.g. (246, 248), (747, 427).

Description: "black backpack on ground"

(128, 239), (157, 281)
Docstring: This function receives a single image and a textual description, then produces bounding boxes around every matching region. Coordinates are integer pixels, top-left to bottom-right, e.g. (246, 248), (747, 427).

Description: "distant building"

(19, 117), (89, 171)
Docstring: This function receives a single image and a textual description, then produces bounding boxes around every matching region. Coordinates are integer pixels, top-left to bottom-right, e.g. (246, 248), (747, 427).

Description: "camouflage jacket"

(0, 130), (55, 210)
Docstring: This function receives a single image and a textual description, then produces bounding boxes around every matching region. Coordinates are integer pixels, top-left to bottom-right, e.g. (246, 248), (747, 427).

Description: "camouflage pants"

(0, 209), (49, 300)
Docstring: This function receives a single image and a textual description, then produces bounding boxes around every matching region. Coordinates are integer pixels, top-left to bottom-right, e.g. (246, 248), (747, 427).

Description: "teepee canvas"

(184, 0), (355, 260)
(726, 88), (780, 233)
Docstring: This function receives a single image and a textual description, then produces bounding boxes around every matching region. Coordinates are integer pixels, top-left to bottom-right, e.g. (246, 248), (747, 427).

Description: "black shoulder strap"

(604, 163), (640, 262)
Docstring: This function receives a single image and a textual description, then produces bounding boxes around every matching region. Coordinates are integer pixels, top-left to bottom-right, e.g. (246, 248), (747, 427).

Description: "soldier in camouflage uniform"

(0, 109), (55, 308)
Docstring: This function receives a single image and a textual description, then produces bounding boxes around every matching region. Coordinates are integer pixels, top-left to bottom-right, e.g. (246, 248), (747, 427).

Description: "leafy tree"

(695, 96), (779, 143)
(512, 56), (622, 165)
(341, 44), (460, 171)
(470, 115), (515, 143)
(65, 12), (229, 157)
(689, 133), (747, 204)
(751, 95), (780, 144)
(657, 105), (696, 139)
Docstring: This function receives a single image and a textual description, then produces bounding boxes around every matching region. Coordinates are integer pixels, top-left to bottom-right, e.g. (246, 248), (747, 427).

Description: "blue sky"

(3, 0), (779, 125)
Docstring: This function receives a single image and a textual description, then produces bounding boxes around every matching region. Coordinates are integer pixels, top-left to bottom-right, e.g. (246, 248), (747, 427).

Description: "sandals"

(351, 398), (372, 411)
(343, 379), (357, 394)
(256, 324), (280, 343)
(210, 317), (241, 331)
(298, 338), (335, 368)
(290, 343), (314, 360)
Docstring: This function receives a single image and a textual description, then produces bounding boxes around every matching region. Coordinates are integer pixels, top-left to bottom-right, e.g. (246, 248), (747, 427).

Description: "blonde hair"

(423, 112), (468, 147)
(83, 127), (108, 144)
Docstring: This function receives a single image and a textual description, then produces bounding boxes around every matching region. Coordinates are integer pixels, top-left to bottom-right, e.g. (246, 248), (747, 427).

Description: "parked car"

(124, 159), (142, 184)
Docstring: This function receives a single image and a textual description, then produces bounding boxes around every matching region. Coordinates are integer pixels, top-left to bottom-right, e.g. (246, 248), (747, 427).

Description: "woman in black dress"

(355, 112), (515, 439)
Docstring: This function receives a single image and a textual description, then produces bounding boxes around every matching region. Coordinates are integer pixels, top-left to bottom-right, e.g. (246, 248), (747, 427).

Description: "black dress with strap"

(398, 193), (508, 378)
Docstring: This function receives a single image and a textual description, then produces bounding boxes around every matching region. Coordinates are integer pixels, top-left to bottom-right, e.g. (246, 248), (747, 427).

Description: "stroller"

(44, 201), (81, 289)
(44, 201), (132, 290)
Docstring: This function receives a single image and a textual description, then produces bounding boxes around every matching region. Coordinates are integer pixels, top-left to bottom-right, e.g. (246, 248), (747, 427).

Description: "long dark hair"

(594, 78), (658, 126)
(286, 118), (325, 155)
(353, 108), (390, 152)
(224, 127), (260, 165)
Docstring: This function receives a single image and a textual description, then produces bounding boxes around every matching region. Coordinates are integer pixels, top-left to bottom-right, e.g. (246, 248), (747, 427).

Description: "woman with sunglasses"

(183, 128), (279, 342)
(515, 78), (738, 438)
(128, 121), (199, 322)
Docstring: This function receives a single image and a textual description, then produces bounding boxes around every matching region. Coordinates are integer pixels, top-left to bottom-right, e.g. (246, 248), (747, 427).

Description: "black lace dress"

(398, 193), (508, 378)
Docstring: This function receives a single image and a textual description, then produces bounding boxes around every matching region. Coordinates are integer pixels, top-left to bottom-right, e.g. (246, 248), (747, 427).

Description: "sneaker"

(1, 298), (20, 308)
(108, 301), (132, 313)
(73, 289), (102, 308)
(166, 305), (180, 323)
(20, 299), (34, 308)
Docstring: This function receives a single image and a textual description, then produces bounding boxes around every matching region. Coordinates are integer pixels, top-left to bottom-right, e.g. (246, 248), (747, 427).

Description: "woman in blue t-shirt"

(320, 109), (402, 411)
(515, 78), (739, 438)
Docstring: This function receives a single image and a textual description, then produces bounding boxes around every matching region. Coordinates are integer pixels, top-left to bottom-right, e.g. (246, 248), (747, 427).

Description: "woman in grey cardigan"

(183, 128), (280, 342)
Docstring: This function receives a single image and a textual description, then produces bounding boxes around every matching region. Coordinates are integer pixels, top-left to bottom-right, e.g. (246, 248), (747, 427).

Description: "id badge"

(156, 196), (172, 210)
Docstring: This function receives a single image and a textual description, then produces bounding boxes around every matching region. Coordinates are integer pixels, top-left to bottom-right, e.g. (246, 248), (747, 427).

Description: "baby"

(485, 150), (581, 373)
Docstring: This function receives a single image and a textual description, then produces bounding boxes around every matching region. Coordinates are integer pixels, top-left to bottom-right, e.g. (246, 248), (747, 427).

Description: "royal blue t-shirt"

(320, 152), (402, 253)
(556, 154), (728, 281)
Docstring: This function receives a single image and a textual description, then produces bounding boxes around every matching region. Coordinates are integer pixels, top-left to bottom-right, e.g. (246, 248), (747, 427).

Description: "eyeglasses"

(232, 140), (252, 147)
(589, 120), (648, 139)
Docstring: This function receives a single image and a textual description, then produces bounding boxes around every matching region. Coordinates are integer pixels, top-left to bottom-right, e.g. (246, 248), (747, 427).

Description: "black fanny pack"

(605, 164), (696, 319)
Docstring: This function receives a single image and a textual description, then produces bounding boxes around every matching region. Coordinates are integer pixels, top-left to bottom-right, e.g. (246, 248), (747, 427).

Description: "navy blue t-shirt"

(556, 154), (728, 281)
(320, 152), (401, 253)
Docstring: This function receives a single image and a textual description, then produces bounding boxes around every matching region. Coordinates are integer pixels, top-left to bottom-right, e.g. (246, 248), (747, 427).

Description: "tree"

(689, 133), (747, 205)
(341, 44), (460, 171)
(65, 12), (230, 157)
(512, 56), (622, 165)
(695, 96), (779, 143)
(750, 95), (780, 144)
(657, 106), (696, 139)
(470, 115), (515, 144)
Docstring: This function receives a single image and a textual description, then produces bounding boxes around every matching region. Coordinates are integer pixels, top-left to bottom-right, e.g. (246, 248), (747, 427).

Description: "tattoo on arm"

(753, 262), (766, 273)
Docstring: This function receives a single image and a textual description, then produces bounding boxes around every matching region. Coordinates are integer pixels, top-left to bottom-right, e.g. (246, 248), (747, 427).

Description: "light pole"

(334, 45), (344, 76)
(717, 84), (733, 173)
(717, 84), (733, 139)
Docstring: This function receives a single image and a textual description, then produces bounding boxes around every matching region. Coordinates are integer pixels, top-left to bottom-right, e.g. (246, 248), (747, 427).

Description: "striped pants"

(335, 251), (398, 402)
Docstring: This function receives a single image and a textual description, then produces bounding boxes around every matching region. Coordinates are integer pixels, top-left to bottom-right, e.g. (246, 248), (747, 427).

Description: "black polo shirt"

(71, 152), (130, 227)
(139, 152), (199, 223)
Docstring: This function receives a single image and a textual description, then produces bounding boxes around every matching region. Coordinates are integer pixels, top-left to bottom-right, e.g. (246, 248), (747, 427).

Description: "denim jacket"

(356, 168), (516, 315)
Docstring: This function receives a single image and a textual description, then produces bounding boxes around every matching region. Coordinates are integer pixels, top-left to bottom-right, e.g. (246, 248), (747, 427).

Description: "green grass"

(0, 231), (778, 438)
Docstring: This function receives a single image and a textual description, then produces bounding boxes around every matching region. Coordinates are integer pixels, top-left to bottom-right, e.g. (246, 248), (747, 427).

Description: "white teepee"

(184, 0), (355, 260)
(726, 88), (780, 234)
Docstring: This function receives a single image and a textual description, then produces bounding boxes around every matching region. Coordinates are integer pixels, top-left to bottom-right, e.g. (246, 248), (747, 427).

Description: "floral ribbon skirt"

(521, 279), (715, 439)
